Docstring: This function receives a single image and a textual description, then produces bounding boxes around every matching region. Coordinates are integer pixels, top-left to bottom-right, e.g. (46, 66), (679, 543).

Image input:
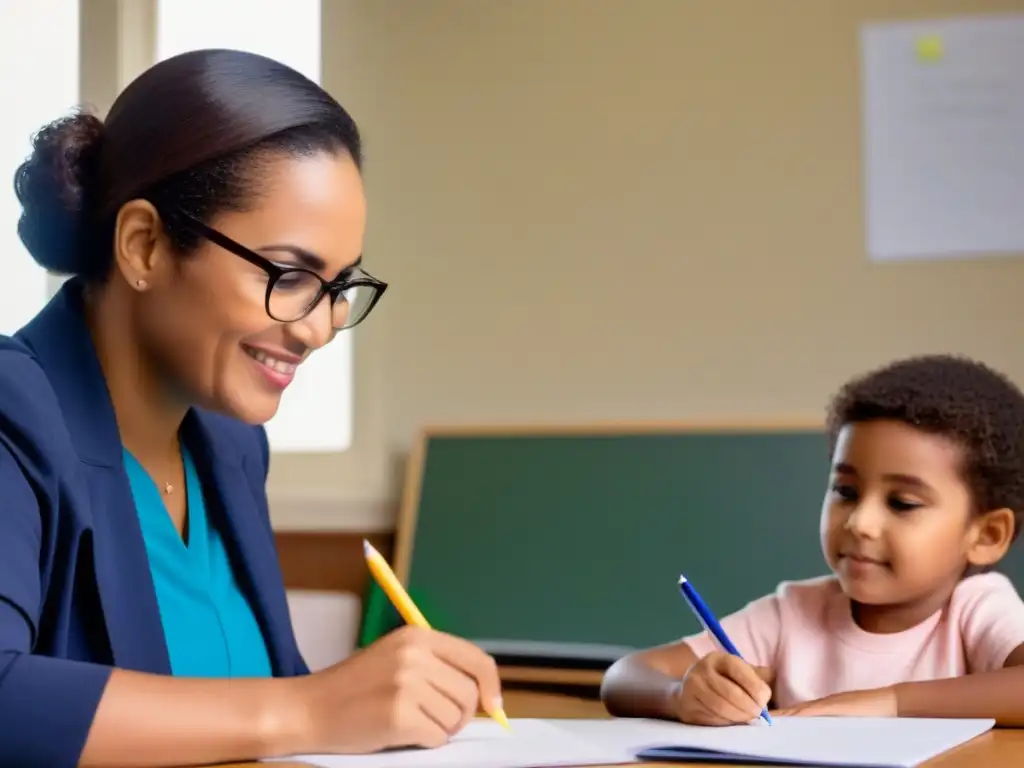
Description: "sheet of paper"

(861, 14), (1024, 261)
(629, 715), (994, 767)
(264, 716), (993, 768)
(262, 718), (625, 768)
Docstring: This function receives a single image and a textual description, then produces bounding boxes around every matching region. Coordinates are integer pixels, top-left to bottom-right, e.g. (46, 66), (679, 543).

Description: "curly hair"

(826, 355), (1024, 537)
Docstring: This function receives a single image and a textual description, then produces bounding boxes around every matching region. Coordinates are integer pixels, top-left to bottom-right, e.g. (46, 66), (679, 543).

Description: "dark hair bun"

(14, 110), (104, 275)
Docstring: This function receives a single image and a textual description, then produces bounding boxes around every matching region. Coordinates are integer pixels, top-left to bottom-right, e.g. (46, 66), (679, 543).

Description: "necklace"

(163, 482), (174, 495)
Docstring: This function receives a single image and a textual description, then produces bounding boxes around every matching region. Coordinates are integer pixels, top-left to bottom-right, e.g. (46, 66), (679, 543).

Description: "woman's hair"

(14, 48), (362, 281)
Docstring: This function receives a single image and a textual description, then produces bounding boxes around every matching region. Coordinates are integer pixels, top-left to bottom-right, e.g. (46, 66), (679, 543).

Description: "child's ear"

(966, 508), (1016, 568)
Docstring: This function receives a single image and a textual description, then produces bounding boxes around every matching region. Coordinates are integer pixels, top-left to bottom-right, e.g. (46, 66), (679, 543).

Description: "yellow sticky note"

(915, 34), (944, 63)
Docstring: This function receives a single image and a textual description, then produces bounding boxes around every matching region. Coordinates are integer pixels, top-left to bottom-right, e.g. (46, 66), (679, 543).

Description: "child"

(601, 355), (1024, 725)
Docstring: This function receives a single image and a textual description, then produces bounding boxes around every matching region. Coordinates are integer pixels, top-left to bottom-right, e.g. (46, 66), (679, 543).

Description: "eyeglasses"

(179, 214), (387, 331)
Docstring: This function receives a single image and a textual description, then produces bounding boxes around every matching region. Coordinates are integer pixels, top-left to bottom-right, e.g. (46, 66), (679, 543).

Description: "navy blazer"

(0, 279), (308, 767)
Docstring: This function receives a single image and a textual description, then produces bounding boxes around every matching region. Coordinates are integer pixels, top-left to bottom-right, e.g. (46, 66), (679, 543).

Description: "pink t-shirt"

(682, 572), (1024, 709)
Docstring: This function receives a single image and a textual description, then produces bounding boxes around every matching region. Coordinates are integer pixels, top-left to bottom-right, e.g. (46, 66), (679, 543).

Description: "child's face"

(819, 420), (996, 608)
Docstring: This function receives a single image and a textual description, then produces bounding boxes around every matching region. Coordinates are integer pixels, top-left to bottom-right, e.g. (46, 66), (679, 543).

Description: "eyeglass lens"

(268, 271), (378, 330)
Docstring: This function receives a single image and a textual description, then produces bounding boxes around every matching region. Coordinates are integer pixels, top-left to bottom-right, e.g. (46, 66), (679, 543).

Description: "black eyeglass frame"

(175, 213), (388, 329)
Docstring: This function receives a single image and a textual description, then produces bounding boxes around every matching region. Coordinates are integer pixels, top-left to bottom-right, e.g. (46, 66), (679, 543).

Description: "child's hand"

(675, 651), (773, 726)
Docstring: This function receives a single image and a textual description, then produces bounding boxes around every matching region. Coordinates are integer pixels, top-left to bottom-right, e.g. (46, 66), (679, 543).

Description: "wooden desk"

(220, 689), (1024, 767)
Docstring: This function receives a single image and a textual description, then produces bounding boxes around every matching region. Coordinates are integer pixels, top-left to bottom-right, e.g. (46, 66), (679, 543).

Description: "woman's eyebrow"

(338, 255), (363, 274)
(257, 244), (326, 272)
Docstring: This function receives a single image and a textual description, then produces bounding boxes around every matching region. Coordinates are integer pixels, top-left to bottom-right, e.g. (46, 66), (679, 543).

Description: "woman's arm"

(893, 644), (1024, 726)
(601, 641), (698, 719)
(7, 622), (511, 767)
(79, 668), (304, 767)
(1, 649), (304, 767)
(0, 435), (306, 767)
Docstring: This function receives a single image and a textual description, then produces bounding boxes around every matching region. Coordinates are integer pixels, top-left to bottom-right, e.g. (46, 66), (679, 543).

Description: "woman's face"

(122, 150), (368, 424)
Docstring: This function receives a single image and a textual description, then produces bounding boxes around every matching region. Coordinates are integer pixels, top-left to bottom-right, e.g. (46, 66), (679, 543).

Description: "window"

(156, 0), (353, 453)
(0, 0), (80, 333)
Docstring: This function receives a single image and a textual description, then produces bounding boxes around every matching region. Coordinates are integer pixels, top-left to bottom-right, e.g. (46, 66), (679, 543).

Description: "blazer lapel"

(83, 465), (172, 672)
(184, 411), (295, 675)
(16, 280), (171, 674)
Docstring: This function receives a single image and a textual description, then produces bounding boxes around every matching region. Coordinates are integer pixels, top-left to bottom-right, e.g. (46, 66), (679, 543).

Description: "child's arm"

(895, 576), (1024, 725)
(895, 575), (1024, 725)
(601, 591), (782, 720)
(601, 641), (699, 719)
(792, 576), (1024, 724)
(895, 644), (1024, 725)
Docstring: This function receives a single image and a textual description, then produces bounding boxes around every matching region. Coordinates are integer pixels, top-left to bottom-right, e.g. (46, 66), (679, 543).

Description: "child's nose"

(843, 500), (886, 538)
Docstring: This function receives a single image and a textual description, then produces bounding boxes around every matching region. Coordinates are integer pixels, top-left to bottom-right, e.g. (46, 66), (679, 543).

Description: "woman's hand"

(282, 625), (504, 755)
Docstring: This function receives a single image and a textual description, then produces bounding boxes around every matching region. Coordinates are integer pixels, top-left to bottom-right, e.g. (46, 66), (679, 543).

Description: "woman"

(0, 48), (502, 767)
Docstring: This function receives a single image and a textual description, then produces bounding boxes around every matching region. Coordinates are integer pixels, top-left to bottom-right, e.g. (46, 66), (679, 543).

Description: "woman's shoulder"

(0, 333), (68, 448)
(0, 333), (62, 409)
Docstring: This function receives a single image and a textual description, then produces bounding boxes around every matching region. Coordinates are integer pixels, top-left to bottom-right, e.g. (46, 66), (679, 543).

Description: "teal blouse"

(123, 445), (273, 678)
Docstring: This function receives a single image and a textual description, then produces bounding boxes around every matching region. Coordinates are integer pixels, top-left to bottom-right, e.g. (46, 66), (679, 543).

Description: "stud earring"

(135, 278), (147, 289)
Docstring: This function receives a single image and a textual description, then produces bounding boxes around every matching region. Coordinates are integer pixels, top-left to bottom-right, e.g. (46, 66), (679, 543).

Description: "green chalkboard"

(362, 425), (1024, 658)
(363, 425), (827, 654)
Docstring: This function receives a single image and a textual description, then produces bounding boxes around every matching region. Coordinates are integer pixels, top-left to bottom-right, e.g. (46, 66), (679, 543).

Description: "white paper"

(263, 718), (623, 768)
(264, 716), (993, 768)
(861, 14), (1024, 261)
(628, 715), (994, 767)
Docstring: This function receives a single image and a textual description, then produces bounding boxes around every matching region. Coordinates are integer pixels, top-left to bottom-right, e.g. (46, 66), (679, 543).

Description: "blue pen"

(678, 575), (772, 726)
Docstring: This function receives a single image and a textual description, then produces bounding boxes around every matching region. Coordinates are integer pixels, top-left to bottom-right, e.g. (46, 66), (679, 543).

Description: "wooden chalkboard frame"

(391, 418), (824, 686)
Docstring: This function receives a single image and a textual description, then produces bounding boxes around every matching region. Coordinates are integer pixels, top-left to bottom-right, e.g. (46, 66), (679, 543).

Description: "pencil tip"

(492, 708), (511, 730)
(362, 539), (373, 556)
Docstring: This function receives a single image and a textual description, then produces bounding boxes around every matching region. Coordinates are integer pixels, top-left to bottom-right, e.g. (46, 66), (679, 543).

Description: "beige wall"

(80, 1), (1024, 531)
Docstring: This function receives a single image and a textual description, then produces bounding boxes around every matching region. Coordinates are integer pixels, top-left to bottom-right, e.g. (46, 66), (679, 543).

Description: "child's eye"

(831, 483), (858, 502)
(888, 496), (922, 513)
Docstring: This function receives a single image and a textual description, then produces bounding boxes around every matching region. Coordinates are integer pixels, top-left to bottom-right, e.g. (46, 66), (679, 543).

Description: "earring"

(135, 278), (147, 289)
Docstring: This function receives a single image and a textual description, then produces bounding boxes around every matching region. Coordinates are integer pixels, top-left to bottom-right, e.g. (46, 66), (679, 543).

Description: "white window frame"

(0, 0), (80, 333)
(155, 0), (353, 453)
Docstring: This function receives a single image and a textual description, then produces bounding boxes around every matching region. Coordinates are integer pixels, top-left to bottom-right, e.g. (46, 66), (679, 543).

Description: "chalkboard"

(360, 423), (1024, 660)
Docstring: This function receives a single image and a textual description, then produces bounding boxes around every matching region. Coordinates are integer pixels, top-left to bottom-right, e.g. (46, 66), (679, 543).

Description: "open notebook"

(619, 716), (995, 766)
(265, 715), (994, 768)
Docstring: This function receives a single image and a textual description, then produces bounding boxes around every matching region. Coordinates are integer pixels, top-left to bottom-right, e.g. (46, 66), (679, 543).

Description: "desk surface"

(221, 689), (1024, 768)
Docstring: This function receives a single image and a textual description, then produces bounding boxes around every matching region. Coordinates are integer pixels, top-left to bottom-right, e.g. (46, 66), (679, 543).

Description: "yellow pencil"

(362, 539), (511, 730)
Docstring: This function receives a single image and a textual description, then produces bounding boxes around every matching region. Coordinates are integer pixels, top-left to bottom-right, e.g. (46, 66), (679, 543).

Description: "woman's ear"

(112, 199), (169, 289)
(966, 507), (1016, 568)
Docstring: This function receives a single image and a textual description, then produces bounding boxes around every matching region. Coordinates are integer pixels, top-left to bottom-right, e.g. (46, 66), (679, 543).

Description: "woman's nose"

(287, 294), (335, 350)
